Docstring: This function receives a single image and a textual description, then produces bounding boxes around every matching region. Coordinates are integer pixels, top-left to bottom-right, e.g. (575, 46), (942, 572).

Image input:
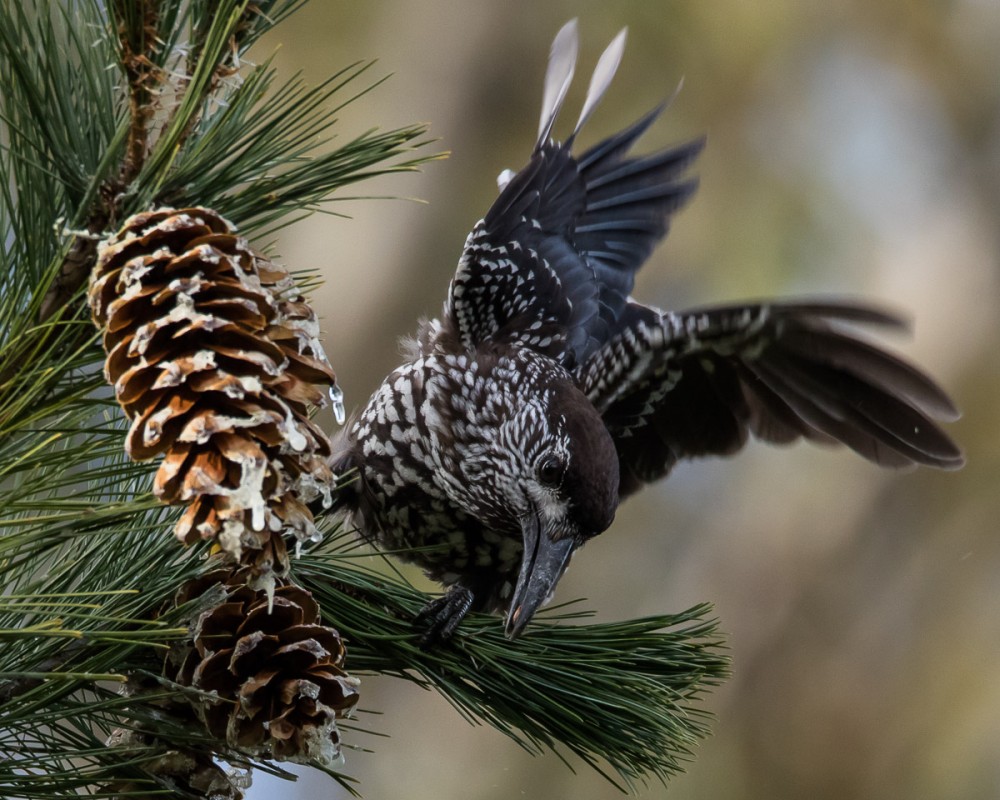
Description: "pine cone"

(88, 208), (340, 573)
(106, 728), (246, 800)
(169, 568), (359, 767)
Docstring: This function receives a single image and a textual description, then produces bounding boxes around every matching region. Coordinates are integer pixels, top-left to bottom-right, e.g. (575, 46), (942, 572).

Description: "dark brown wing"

(442, 22), (702, 368)
(576, 301), (964, 498)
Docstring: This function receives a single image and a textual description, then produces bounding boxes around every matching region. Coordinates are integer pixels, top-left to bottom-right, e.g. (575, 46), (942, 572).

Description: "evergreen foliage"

(0, 2), (728, 796)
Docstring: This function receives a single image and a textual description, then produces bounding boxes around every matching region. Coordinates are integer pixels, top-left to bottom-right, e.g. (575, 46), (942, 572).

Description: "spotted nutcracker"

(329, 20), (964, 641)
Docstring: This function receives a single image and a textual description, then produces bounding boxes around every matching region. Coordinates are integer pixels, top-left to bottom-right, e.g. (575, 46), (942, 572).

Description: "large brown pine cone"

(169, 568), (359, 767)
(88, 208), (340, 573)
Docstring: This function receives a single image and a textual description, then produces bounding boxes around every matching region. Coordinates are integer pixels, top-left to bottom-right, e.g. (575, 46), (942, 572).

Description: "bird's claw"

(414, 585), (475, 647)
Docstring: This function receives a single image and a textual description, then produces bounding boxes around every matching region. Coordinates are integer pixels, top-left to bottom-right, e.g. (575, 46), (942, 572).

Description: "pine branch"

(297, 533), (728, 790)
(114, 0), (160, 183)
(0, 512), (726, 796)
(0, 2), (728, 797)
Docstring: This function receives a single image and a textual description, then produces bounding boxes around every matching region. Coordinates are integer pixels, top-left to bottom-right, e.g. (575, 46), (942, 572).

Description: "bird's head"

(457, 356), (620, 637)
(506, 378), (620, 637)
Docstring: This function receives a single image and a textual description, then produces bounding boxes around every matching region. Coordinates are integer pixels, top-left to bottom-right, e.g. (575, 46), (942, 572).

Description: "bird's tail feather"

(537, 19), (579, 148)
(571, 27), (628, 140)
(536, 21), (631, 151)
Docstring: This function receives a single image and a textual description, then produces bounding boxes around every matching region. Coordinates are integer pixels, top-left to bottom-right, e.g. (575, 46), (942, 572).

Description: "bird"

(328, 20), (964, 642)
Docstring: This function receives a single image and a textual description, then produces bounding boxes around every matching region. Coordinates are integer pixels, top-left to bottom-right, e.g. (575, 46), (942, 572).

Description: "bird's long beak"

(506, 512), (577, 639)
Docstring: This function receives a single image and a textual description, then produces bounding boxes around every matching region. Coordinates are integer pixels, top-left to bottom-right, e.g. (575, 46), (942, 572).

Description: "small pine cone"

(169, 568), (360, 767)
(88, 208), (340, 571)
(105, 729), (247, 800)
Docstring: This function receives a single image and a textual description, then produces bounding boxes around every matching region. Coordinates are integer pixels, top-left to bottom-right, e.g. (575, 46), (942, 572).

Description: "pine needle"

(297, 532), (728, 791)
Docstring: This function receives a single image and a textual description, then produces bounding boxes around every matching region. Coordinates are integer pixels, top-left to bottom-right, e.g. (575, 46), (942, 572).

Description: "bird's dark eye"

(537, 456), (565, 487)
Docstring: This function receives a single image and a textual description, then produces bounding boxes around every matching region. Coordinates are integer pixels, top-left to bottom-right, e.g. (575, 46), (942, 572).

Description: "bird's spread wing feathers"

(443, 21), (703, 367)
(577, 301), (965, 497)
(441, 20), (962, 498)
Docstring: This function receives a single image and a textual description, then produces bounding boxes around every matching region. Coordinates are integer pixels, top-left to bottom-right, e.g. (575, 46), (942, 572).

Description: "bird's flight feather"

(334, 22), (964, 642)
(441, 25), (963, 489)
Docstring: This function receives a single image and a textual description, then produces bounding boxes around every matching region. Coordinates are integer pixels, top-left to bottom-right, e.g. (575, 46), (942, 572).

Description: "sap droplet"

(329, 384), (346, 425)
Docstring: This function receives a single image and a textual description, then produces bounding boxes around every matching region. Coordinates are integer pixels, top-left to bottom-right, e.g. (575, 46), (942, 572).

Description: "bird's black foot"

(414, 585), (475, 646)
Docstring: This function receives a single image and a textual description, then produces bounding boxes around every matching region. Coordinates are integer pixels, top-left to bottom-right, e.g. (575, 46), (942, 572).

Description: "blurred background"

(248, 1), (999, 798)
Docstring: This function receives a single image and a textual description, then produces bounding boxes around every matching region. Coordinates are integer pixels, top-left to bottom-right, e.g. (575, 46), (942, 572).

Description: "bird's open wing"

(577, 301), (965, 498)
(441, 21), (703, 368)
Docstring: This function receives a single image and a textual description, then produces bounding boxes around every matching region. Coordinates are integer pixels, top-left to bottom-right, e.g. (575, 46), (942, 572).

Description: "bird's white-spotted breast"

(348, 345), (570, 609)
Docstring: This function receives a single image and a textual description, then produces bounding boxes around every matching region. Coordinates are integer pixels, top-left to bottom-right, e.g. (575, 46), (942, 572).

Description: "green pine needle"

(297, 532), (728, 791)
